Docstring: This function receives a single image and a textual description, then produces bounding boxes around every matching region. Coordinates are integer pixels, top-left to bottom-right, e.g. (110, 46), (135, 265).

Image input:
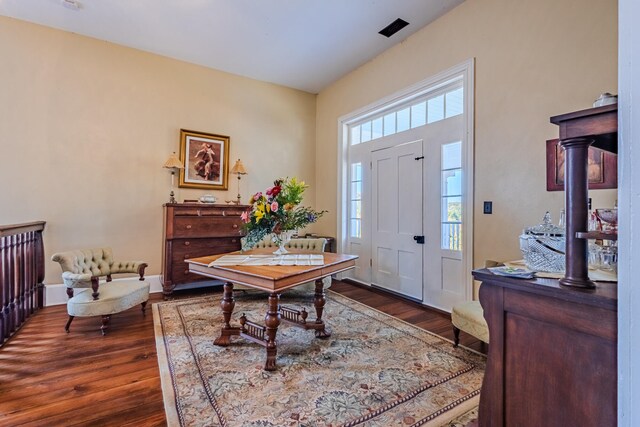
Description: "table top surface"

(186, 249), (357, 292)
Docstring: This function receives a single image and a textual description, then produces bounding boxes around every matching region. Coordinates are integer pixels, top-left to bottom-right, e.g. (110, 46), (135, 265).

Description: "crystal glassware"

(595, 208), (618, 233)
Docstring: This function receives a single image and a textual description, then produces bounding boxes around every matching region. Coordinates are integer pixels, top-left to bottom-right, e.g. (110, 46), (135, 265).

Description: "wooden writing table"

(186, 251), (357, 370)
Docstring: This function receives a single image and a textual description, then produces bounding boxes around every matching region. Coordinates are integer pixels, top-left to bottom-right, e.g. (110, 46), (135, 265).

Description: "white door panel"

(372, 140), (423, 300)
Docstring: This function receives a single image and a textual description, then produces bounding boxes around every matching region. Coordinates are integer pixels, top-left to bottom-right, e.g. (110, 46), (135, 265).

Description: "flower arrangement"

(241, 177), (326, 251)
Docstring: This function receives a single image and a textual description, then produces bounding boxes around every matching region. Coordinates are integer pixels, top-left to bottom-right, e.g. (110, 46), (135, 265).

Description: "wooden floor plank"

(0, 280), (485, 425)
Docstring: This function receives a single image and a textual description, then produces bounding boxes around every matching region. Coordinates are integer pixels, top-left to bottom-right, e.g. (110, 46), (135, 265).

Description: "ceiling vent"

(61, 0), (82, 10)
(378, 18), (409, 38)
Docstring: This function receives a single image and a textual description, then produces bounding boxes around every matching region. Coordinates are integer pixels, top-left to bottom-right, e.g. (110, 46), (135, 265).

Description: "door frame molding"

(337, 58), (475, 301)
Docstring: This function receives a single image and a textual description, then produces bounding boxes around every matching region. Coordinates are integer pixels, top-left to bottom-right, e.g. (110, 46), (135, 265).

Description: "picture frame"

(546, 138), (617, 191)
(179, 129), (230, 190)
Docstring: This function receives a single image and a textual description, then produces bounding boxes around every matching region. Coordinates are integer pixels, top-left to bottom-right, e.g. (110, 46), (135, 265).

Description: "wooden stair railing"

(0, 221), (46, 347)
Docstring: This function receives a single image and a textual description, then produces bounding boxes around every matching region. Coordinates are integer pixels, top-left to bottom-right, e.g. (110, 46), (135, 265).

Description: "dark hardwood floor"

(0, 280), (484, 426)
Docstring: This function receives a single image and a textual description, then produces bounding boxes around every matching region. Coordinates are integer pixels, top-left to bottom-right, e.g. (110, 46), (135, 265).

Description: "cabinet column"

(559, 137), (595, 288)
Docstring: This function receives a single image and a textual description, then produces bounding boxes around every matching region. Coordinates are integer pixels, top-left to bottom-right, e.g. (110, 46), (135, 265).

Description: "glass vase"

(272, 231), (292, 255)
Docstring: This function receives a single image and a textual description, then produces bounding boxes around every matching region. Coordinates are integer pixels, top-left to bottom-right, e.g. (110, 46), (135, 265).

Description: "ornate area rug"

(153, 291), (484, 426)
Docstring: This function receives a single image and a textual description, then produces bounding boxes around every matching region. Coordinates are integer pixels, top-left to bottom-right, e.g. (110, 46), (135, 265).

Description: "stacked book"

(488, 266), (535, 279)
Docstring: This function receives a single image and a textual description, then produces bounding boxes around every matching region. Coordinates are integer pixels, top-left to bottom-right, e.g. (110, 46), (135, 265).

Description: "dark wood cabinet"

(473, 104), (618, 426)
(161, 203), (248, 297)
(472, 271), (617, 427)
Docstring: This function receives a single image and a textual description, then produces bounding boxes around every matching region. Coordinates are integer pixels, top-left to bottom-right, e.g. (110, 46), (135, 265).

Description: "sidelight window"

(349, 163), (363, 238)
(441, 141), (462, 251)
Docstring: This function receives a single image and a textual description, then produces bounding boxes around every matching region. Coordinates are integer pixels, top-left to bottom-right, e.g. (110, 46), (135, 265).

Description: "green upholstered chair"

(51, 248), (150, 335)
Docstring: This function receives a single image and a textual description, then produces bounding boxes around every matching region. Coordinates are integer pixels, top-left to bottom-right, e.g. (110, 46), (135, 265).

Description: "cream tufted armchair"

(52, 247), (147, 300)
(240, 237), (331, 292)
(51, 248), (150, 335)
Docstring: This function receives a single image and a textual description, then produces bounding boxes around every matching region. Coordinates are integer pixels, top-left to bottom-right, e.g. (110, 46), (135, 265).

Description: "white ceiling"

(0, 0), (464, 93)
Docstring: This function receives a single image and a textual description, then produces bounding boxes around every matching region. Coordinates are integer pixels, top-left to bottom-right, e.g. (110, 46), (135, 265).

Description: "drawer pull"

(232, 239), (237, 243)
(184, 269), (190, 274)
(184, 241), (191, 246)
(183, 254), (190, 259)
(232, 224), (238, 229)
(186, 224), (192, 229)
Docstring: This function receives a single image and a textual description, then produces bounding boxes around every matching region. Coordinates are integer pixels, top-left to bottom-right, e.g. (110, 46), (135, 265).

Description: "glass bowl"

(595, 208), (618, 231)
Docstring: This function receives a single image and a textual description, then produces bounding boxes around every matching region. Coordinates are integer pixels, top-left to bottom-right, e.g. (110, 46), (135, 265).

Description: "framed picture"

(179, 129), (230, 190)
(546, 139), (617, 191)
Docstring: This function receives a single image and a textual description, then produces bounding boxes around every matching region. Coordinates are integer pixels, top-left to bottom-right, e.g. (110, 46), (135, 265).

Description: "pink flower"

(240, 211), (250, 223)
(253, 192), (262, 201)
(270, 201), (279, 212)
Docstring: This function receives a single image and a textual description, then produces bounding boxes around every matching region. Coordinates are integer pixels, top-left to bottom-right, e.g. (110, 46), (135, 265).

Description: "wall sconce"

(163, 152), (184, 204)
(230, 159), (248, 205)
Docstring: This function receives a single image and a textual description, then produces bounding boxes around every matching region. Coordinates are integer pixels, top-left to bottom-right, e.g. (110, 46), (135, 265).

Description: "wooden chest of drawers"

(161, 203), (248, 297)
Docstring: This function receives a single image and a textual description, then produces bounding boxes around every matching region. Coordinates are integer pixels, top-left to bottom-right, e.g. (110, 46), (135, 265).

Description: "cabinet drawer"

(172, 217), (243, 238)
(172, 238), (241, 261)
(173, 208), (248, 217)
(171, 262), (210, 284)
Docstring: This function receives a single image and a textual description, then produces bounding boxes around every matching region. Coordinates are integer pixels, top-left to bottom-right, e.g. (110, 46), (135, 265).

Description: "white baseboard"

(44, 275), (164, 307)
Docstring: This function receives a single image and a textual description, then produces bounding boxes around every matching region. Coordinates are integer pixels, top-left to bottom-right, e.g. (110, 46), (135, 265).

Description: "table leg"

(214, 282), (238, 346)
(264, 292), (281, 371)
(314, 279), (331, 338)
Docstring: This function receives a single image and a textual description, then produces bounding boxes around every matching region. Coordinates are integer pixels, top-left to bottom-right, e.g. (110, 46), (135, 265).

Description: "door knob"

(413, 235), (425, 244)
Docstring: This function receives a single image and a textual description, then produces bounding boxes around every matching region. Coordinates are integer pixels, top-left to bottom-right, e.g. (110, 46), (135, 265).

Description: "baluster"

(453, 223), (457, 250)
(22, 232), (28, 318)
(30, 231), (36, 314)
(35, 230), (45, 308)
(25, 232), (30, 318)
(17, 233), (23, 325)
(8, 234), (16, 334)
(451, 224), (455, 250)
(31, 231), (37, 313)
(25, 231), (33, 316)
(14, 234), (22, 328)
(450, 223), (455, 250)
(4, 235), (11, 341)
(0, 236), (6, 344)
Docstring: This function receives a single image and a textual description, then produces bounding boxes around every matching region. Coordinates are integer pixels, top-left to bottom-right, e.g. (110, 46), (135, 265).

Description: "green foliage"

(448, 202), (462, 222)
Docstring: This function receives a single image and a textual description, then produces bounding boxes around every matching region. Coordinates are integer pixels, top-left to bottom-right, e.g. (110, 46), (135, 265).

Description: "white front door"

(371, 139), (424, 300)
(341, 64), (474, 312)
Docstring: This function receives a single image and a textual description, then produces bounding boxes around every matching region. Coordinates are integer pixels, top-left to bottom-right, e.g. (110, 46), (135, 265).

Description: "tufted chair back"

(250, 237), (326, 253)
(52, 248), (115, 277)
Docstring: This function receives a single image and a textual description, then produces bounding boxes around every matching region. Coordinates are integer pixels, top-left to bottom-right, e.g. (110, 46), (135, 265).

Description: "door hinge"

(370, 161), (372, 169)
(370, 258), (372, 267)
(415, 156), (424, 161)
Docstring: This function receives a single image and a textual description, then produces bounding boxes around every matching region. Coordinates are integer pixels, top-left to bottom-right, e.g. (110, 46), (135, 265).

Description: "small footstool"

(451, 300), (489, 346)
(66, 280), (150, 335)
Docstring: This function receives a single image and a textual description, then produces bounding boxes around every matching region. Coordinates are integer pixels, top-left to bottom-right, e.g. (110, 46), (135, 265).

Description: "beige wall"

(315, 0), (618, 267)
(0, 16), (317, 284)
